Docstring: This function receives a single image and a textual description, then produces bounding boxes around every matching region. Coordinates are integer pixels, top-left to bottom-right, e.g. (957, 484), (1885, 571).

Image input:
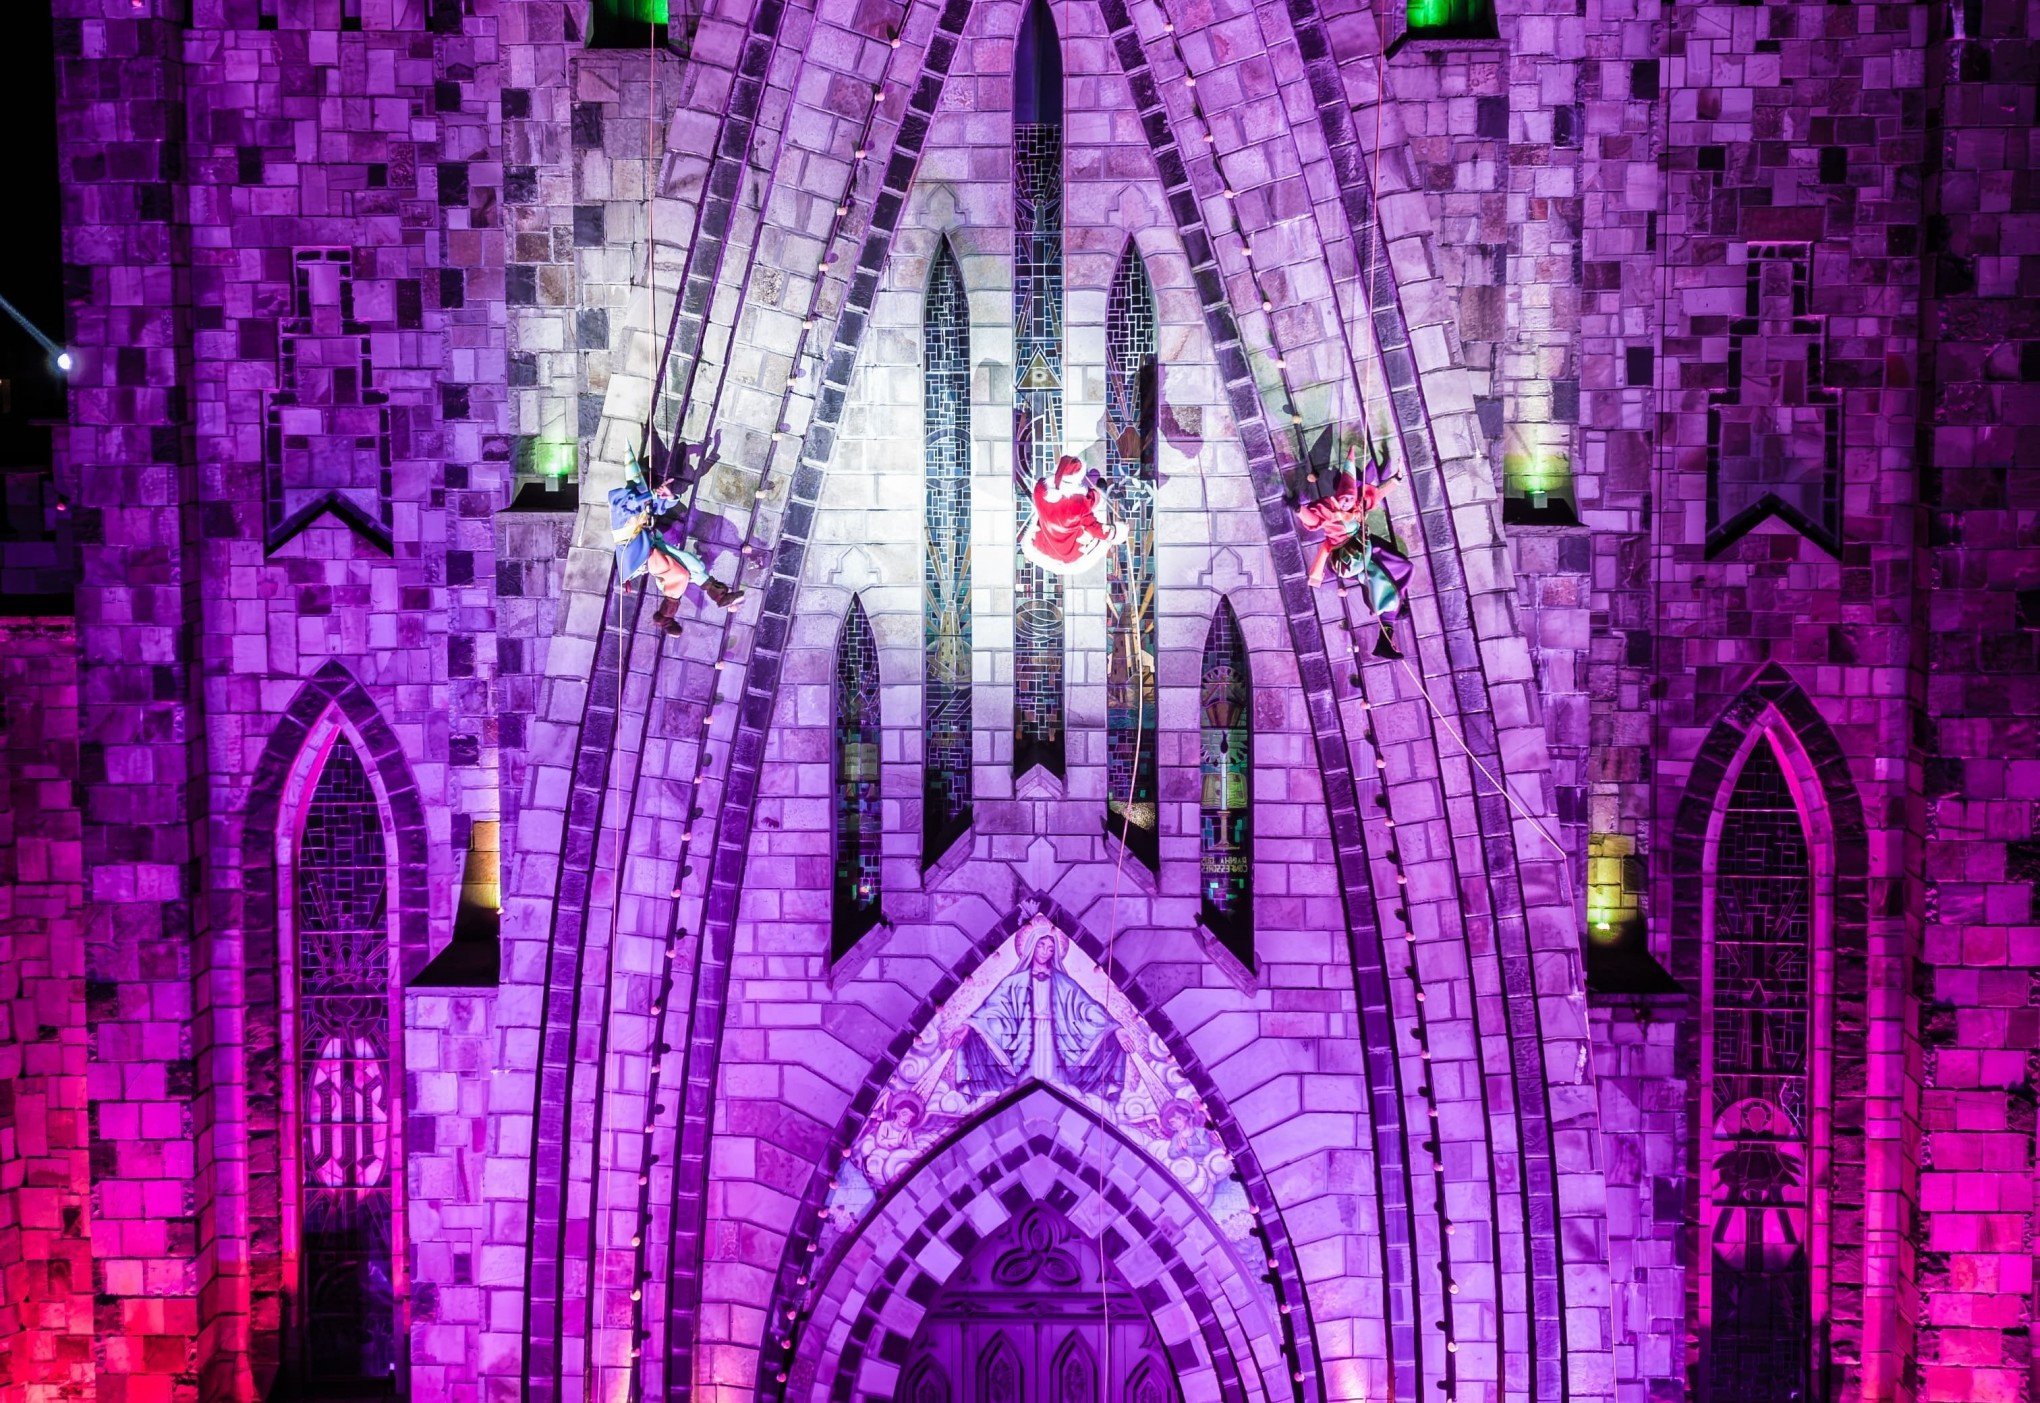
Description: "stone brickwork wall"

(0, 473), (76, 608)
(1913, 3), (2039, 1399)
(1590, 999), (1685, 1403)
(25, 0), (2040, 1400)
(1645, 3), (1927, 1399)
(402, 988), (496, 1403)
(54, 0), (496, 1396)
(54, 9), (216, 1402)
(0, 623), (89, 1403)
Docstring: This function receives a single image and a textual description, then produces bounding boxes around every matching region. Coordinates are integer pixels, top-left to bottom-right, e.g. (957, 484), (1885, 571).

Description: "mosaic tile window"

(1104, 244), (1159, 870)
(834, 597), (884, 954)
(924, 239), (973, 867)
(1703, 738), (1814, 1402)
(1199, 603), (1252, 964)
(1012, 0), (1066, 779)
(293, 736), (398, 1386)
(1404, 0), (1497, 38)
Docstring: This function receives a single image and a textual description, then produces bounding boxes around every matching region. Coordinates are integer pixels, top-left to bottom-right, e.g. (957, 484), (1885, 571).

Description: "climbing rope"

(610, 15), (911, 1400)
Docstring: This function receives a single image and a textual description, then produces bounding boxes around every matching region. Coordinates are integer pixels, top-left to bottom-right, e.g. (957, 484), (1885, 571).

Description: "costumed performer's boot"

(653, 593), (685, 637)
(700, 575), (746, 611)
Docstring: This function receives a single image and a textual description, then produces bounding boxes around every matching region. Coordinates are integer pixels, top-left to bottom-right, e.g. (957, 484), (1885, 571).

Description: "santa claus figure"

(1020, 453), (1127, 577)
(608, 448), (745, 635)
(1295, 442), (1412, 659)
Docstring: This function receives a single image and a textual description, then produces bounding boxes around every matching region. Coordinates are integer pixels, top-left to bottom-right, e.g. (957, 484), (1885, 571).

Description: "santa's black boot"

(700, 576), (746, 611)
(1372, 622), (1403, 661)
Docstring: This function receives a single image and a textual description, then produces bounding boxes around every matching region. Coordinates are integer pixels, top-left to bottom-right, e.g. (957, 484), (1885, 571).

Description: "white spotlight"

(56, 351), (73, 373)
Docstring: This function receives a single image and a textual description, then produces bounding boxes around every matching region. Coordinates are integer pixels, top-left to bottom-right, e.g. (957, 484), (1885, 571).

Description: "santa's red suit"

(1021, 455), (1125, 575)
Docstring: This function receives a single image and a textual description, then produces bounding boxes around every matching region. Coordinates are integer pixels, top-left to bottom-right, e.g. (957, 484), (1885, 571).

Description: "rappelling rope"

(617, 17), (910, 1399)
(575, 18), (666, 1403)
(1393, 654), (1566, 859)
(1096, 467), (1150, 1394)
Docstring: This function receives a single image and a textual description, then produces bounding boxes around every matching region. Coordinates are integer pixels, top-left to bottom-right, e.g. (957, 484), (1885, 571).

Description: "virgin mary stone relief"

(821, 918), (1253, 1257)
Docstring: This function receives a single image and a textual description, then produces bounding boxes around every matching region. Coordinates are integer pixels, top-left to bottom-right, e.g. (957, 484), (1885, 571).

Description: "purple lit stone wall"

(7, 0), (2034, 1401)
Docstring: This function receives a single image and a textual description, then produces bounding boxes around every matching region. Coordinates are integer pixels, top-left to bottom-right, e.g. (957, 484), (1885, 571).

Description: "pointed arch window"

(835, 598), (884, 953)
(1701, 735), (1816, 1401)
(1104, 244), (1159, 870)
(1198, 603), (1252, 963)
(1012, 0), (1067, 779)
(292, 734), (399, 1386)
(924, 239), (973, 866)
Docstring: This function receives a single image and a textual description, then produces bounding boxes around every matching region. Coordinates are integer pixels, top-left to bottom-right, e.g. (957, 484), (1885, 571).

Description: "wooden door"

(895, 1205), (1180, 1403)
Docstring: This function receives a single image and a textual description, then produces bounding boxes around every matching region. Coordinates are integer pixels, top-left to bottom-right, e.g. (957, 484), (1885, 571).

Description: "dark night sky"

(0, 3), (65, 466)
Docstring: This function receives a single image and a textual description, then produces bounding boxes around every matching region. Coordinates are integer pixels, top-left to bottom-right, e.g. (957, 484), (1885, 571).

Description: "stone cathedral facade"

(2, 1), (2035, 1403)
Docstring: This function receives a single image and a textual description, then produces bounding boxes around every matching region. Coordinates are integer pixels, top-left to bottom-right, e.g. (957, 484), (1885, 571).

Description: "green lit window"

(588, 0), (668, 48)
(1502, 448), (1577, 525)
(1405, 0), (1496, 38)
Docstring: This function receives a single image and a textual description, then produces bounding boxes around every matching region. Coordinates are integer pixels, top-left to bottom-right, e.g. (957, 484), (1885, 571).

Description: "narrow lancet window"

(1198, 602), (1252, 963)
(1703, 736), (1815, 1401)
(1012, 0), (1066, 779)
(294, 735), (398, 1385)
(1104, 244), (1159, 869)
(924, 239), (973, 865)
(834, 598), (884, 953)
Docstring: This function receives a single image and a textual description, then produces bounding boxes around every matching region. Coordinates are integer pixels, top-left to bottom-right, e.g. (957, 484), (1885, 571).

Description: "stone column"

(54, 2), (216, 1397)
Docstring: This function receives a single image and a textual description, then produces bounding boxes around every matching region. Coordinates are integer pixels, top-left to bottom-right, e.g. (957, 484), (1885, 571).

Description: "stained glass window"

(1012, 0), (1066, 779)
(294, 735), (398, 1385)
(1199, 603), (1252, 963)
(924, 239), (973, 867)
(834, 597), (885, 953)
(1703, 737), (1814, 1402)
(1104, 245), (1159, 871)
(1404, 0), (1496, 38)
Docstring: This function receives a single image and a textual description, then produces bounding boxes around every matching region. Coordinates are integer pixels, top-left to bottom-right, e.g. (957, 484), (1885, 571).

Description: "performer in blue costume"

(608, 447), (744, 635)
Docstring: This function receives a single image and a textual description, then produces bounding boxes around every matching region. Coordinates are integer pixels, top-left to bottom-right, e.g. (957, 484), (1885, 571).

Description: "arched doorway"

(897, 1204), (1179, 1403)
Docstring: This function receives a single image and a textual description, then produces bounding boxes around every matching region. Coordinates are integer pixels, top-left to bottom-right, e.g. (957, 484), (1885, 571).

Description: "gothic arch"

(1669, 664), (1871, 1401)
(1197, 597), (1254, 967)
(239, 662), (431, 1390)
(755, 897), (1325, 1403)
(834, 594), (886, 955)
(790, 1086), (1282, 1403)
(545, 0), (1583, 1391)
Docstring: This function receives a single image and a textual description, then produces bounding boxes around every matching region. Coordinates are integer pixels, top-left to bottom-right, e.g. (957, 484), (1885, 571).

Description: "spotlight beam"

(0, 291), (69, 371)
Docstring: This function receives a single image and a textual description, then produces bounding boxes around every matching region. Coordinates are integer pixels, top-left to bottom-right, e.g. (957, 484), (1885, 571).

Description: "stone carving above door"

(817, 918), (1252, 1258)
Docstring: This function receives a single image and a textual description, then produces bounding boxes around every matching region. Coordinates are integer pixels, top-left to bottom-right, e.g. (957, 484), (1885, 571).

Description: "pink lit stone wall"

(403, 988), (497, 1403)
(20, 0), (2038, 1401)
(0, 622), (89, 1403)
